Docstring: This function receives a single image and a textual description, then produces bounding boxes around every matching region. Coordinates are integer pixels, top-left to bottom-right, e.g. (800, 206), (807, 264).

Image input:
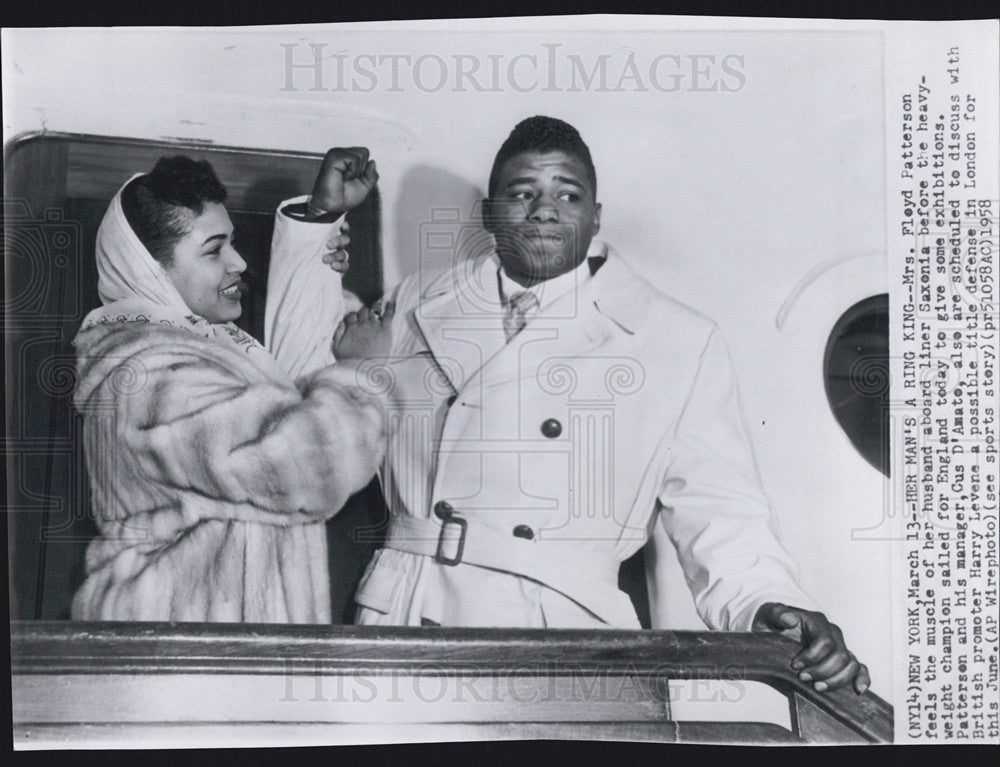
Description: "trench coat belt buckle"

(384, 513), (471, 566)
(434, 512), (467, 566)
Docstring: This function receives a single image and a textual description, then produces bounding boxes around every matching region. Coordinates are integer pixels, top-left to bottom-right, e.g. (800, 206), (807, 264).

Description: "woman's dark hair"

(120, 156), (228, 266)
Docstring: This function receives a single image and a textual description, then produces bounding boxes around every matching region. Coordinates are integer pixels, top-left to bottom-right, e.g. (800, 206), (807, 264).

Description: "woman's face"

(164, 202), (246, 324)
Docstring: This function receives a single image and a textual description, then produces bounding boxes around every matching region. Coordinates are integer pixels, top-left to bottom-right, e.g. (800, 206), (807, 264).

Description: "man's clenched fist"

(309, 147), (378, 216)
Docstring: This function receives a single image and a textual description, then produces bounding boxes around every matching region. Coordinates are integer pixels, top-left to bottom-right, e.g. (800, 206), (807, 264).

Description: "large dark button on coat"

(541, 418), (563, 439)
(512, 524), (535, 540)
(433, 500), (454, 519)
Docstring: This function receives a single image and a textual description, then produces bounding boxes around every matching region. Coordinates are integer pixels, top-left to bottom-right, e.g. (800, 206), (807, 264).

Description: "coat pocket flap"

(354, 562), (404, 615)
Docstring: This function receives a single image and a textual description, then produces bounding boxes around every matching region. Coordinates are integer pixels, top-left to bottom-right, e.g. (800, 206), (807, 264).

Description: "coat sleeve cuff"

(279, 194), (346, 223)
(730, 587), (825, 633)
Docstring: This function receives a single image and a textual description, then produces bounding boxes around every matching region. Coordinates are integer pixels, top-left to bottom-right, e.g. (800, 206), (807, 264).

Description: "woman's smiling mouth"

(219, 282), (242, 300)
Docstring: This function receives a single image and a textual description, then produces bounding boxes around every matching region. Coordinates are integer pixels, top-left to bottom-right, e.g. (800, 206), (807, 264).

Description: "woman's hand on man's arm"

(322, 222), (351, 274)
(333, 300), (395, 360)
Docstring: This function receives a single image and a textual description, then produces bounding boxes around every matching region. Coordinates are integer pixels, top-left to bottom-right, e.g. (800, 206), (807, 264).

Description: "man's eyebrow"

(503, 175), (586, 190)
(503, 175), (539, 187)
(552, 175), (585, 190)
(200, 233), (228, 246)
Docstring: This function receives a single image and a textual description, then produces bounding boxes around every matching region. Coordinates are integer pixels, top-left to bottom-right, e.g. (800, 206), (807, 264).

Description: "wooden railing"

(11, 621), (893, 747)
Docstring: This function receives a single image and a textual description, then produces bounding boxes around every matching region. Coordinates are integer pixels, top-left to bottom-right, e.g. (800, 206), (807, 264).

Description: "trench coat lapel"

(412, 256), (507, 394)
(412, 245), (647, 396)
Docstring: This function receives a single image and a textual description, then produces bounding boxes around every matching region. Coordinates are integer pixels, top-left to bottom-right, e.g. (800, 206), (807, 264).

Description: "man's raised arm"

(265, 147), (378, 380)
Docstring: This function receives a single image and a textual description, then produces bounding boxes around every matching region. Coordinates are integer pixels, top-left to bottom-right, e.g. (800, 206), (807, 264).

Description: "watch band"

(306, 199), (330, 217)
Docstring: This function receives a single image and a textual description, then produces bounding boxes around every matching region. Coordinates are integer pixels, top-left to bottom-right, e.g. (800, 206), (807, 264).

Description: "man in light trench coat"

(270, 116), (871, 694)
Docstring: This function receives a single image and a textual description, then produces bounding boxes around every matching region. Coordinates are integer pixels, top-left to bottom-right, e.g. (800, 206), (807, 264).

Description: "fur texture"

(71, 320), (386, 623)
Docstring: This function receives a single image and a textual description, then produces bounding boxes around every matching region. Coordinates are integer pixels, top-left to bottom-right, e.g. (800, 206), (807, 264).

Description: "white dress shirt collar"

(495, 254), (592, 316)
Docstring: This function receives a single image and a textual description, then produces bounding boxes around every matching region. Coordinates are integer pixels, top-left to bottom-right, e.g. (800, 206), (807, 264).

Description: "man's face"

(485, 150), (601, 287)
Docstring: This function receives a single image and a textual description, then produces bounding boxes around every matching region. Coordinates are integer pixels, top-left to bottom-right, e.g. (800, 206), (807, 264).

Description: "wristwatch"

(281, 198), (343, 222)
(306, 199), (331, 218)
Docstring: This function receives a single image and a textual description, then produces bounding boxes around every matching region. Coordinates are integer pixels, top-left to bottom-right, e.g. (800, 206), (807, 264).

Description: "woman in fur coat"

(71, 151), (387, 623)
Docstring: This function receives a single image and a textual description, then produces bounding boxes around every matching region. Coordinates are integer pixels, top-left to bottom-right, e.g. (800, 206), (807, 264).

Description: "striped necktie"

(503, 289), (540, 342)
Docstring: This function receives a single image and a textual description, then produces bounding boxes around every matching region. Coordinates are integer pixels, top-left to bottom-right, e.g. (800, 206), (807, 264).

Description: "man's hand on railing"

(753, 602), (871, 695)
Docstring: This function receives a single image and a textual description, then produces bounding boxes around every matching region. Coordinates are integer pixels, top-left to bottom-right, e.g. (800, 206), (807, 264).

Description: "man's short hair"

(121, 155), (228, 266)
(487, 116), (597, 198)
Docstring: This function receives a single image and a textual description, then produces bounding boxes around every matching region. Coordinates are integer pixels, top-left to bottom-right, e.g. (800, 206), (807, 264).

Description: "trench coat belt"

(383, 513), (630, 626)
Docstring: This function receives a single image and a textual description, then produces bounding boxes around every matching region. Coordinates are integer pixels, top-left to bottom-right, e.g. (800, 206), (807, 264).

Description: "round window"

(823, 294), (889, 476)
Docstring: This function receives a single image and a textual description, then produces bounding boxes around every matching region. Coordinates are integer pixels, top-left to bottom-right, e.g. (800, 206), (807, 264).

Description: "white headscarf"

(77, 174), (284, 378)
(94, 173), (192, 308)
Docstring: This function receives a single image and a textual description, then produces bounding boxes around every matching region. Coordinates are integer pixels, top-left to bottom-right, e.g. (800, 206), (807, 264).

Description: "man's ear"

(592, 202), (602, 235)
